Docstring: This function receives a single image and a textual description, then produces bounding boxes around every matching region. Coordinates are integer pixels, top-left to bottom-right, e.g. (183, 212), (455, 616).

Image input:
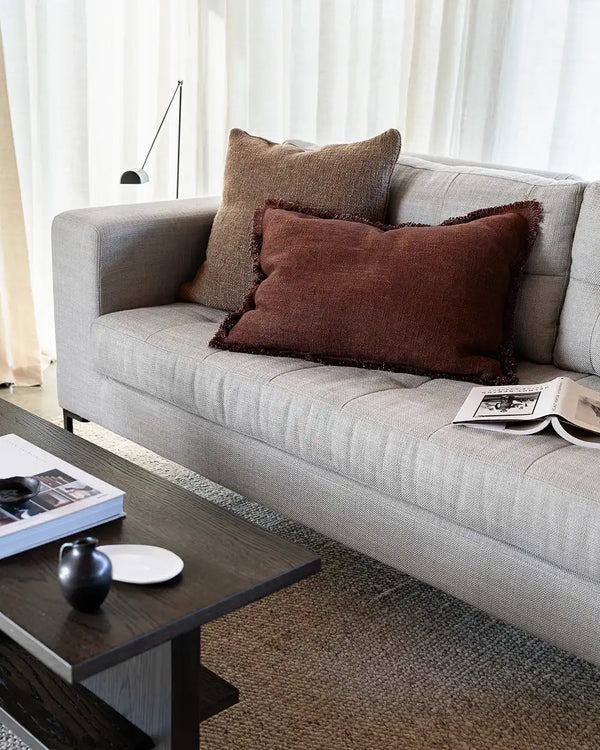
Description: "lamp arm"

(140, 80), (183, 170)
(176, 81), (182, 199)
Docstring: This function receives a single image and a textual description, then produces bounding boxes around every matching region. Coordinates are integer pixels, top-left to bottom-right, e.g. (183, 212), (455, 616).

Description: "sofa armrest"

(52, 196), (219, 419)
(52, 196), (220, 316)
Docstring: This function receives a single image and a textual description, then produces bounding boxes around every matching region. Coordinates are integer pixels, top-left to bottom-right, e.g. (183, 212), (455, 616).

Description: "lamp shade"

(120, 169), (149, 184)
(119, 80), (182, 197)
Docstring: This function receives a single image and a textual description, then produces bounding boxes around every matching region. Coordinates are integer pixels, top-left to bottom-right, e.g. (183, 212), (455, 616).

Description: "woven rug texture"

(2, 421), (600, 750)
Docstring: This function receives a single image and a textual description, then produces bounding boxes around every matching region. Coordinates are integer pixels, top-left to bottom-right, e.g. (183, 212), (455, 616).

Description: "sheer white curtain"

(217, 0), (600, 174)
(0, 0), (205, 357)
(0, 25), (41, 386)
(1, 0), (600, 358)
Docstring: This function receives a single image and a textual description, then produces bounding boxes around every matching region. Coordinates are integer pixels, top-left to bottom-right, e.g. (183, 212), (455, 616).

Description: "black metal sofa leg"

(63, 410), (89, 433)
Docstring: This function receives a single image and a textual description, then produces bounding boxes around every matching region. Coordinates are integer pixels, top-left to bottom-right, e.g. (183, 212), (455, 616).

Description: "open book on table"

(453, 377), (600, 449)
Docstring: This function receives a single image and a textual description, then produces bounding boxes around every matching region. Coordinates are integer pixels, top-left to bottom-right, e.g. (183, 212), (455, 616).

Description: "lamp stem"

(176, 80), (182, 199)
(140, 80), (183, 171)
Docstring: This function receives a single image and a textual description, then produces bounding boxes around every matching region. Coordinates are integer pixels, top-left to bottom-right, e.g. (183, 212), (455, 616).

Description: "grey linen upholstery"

(285, 142), (582, 180)
(52, 196), (219, 416)
(91, 303), (600, 583)
(404, 152), (581, 180)
(52, 153), (600, 668)
(554, 182), (600, 374)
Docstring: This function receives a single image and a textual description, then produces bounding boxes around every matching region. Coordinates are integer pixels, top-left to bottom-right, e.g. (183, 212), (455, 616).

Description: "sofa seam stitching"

(588, 312), (600, 373)
(268, 364), (326, 383)
(144, 318), (222, 341)
(439, 173), (461, 222)
(552, 182), (586, 362)
(522, 443), (572, 473)
(340, 381), (432, 409)
(94, 322), (212, 357)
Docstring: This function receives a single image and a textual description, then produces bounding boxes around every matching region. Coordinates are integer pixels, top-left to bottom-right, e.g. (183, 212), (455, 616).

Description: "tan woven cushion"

(179, 128), (401, 311)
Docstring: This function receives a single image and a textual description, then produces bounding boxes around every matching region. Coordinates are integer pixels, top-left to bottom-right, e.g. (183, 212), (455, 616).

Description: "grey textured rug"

(3, 422), (600, 749)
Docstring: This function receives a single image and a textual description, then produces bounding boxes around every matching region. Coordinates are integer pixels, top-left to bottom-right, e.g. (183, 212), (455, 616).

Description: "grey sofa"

(53, 154), (600, 666)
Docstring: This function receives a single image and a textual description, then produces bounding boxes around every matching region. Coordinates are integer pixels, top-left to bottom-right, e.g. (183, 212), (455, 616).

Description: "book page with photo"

(454, 379), (563, 424)
(569, 390), (600, 431)
(0, 435), (124, 556)
(0, 467), (103, 529)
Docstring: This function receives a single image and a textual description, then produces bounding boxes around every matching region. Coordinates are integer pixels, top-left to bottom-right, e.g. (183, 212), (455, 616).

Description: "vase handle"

(59, 542), (74, 562)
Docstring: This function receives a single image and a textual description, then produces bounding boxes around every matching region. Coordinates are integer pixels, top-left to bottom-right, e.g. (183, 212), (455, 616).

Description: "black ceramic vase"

(58, 537), (112, 612)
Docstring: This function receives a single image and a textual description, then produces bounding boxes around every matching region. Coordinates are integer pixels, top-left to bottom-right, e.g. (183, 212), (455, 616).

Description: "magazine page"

(459, 419), (552, 435)
(453, 378), (564, 424)
(500, 418), (553, 435)
(553, 380), (600, 436)
(551, 417), (600, 448)
(0, 434), (124, 538)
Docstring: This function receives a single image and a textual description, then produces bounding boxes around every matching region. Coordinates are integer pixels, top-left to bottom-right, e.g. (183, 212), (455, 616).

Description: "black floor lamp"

(120, 80), (183, 198)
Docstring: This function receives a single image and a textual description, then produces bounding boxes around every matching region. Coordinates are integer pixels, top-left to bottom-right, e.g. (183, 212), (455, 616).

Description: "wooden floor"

(0, 363), (62, 421)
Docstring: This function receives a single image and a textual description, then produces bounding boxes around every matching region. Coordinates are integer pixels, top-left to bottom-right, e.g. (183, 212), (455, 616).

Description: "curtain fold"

(0, 25), (41, 386)
(1, 0), (600, 358)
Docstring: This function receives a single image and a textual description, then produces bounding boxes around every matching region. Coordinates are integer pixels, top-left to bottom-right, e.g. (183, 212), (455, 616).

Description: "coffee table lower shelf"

(0, 632), (239, 750)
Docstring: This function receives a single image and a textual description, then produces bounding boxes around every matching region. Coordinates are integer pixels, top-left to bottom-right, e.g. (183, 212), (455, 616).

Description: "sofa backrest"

(554, 182), (600, 374)
(405, 152), (581, 181)
(387, 155), (585, 364)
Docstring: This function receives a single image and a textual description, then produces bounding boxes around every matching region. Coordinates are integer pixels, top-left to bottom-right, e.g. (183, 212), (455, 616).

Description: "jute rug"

(2, 422), (600, 750)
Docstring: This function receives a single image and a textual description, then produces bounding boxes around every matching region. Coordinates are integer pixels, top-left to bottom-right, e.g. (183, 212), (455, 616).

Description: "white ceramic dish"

(97, 544), (184, 584)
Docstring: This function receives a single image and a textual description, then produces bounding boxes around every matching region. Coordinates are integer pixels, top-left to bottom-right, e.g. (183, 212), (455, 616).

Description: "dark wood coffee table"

(0, 402), (320, 750)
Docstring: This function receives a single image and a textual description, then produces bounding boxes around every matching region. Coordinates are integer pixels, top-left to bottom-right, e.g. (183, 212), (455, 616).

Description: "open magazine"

(453, 377), (600, 449)
(0, 434), (125, 559)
